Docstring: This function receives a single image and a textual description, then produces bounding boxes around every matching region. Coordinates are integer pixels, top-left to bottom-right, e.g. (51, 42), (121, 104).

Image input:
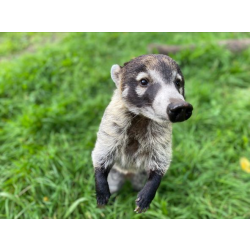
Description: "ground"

(0, 32), (250, 219)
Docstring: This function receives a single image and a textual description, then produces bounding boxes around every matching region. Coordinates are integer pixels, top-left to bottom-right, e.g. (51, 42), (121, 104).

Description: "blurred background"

(0, 32), (250, 219)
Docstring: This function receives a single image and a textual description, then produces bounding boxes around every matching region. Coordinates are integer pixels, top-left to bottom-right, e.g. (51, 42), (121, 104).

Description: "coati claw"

(135, 197), (149, 213)
(134, 196), (150, 213)
(134, 205), (149, 213)
(134, 206), (143, 213)
(134, 206), (140, 213)
(96, 193), (110, 207)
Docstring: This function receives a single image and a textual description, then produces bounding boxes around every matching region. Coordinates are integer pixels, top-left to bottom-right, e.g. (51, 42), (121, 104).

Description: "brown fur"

(125, 115), (150, 156)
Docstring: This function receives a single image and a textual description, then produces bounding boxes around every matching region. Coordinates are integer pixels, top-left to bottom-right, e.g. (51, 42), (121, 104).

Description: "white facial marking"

(135, 86), (147, 96)
(171, 70), (177, 81)
(135, 72), (150, 97)
(136, 72), (149, 81)
(176, 74), (183, 95)
(152, 84), (184, 121)
(148, 70), (165, 85)
(176, 73), (182, 81)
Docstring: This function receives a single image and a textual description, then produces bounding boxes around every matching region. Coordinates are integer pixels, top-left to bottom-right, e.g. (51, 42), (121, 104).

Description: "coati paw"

(96, 192), (111, 207)
(134, 196), (151, 213)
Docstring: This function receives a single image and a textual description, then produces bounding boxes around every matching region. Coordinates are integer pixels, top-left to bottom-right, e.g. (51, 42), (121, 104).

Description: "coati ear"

(111, 64), (121, 88)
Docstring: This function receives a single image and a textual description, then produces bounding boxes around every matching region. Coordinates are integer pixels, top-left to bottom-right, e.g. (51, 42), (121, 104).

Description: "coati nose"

(167, 101), (193, 123)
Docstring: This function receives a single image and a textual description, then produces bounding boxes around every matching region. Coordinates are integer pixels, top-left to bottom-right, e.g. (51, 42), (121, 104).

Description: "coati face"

(111, 54), (193, 123)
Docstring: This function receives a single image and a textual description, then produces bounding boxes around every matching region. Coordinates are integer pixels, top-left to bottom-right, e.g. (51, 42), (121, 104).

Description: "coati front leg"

(134, 169), (163, 213)
(93, 150), (115, 207)
(95, 166), (112, 207)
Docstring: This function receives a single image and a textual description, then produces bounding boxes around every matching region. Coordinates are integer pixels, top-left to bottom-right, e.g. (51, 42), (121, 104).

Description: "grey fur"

(92, 54), (190, 212)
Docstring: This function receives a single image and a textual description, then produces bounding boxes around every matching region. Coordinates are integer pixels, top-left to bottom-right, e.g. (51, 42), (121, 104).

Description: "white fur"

(180, 87), (184, 96)
(136, 72), (149, 81)
(135, 85), (147, 96)
(111, 65), (121, 88)
(148, 69), (165, 85)
(152, 84), (184, 120)
(176, 73), (182, 81)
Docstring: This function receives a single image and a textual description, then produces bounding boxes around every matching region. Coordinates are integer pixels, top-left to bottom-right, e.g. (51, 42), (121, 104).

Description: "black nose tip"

(167, 101), (193, 123)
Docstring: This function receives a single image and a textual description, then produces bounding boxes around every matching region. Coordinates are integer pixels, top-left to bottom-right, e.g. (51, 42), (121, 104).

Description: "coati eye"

(140, 79), (149, 87)
(175, 79), (181, 87)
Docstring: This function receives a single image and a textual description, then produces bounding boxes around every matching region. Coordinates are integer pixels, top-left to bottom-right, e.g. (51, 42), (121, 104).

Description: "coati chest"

(125, 115), (150, 156)
(114, 114), (172, 170)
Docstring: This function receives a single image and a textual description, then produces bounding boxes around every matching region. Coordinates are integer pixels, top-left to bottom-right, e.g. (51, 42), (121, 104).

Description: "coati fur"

(92, 54), (193, 213)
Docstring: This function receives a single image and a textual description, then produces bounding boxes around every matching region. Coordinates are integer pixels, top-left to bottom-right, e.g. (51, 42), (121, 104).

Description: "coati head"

(111, 54), (193, 123)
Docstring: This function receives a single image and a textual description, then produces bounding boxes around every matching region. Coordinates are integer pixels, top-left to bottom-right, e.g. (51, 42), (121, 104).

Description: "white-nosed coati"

(92, 54), (193, 213)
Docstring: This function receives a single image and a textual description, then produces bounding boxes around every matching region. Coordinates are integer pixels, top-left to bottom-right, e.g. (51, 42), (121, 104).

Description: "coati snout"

(92, 54), (193, 213)
(167, 100), (193, 123)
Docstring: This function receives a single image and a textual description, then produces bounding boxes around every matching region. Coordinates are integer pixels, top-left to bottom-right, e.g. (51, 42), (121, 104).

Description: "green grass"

(0, 32), (250, 219)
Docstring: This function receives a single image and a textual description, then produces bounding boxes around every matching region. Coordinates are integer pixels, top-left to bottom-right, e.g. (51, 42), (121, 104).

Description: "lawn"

(0, 32), (250, 219)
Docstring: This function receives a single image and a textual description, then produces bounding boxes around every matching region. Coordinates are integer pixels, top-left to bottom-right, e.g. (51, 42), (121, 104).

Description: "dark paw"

(134, 195), (151, 213)
(96, 192), (111, 207)
(134, 170), (161, 213)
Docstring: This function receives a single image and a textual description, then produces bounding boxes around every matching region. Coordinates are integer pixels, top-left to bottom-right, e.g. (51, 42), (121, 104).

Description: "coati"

(92, 54), (193, 213)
